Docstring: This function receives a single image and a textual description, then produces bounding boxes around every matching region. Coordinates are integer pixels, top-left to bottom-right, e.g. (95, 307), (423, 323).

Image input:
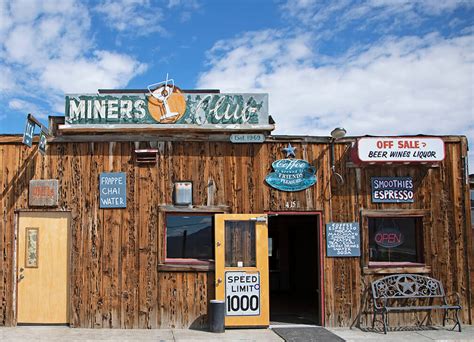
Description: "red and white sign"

(356, 137), (445, 163)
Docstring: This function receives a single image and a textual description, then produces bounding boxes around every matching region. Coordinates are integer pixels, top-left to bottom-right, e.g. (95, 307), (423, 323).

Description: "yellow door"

(215, 214), (269, 327)
(17, 212), (70, 324)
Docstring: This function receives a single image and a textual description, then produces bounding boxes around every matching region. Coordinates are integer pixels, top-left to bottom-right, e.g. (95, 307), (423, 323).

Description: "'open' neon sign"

(374, 229), (404, 248)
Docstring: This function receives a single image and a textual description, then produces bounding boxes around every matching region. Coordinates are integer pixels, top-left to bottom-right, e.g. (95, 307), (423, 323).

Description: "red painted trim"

(368, 261), (425, 268)
(164, 258), (212, 265)
(266, 210), (325, 326)
(319, 212), (325, 327)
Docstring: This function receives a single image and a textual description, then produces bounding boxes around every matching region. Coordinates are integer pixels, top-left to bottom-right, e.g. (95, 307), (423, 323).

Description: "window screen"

(166, 214), (213, 260)
(368, 217), (423, 263)
(225, 220), (256, 267)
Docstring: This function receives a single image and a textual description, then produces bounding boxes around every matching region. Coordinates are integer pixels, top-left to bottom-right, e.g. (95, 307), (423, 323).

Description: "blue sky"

(0, 0), (473, 168)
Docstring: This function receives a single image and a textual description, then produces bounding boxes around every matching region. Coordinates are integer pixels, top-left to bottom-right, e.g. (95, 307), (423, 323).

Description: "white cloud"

(41, 52), (148, 93)
(95, 0), (166, 35)
(197, 31), (474, 170)
(0, 0), (147, 117)
(281, 0), (474, 39)
(8, 99), (48, 119)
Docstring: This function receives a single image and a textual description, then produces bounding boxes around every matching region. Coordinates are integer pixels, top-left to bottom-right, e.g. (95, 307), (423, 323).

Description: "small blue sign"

(100, 172), (126, 208)
(326, 222), (360, 257)
(23, 119), (35, 147)
(371, 177), (414, 203)
(265, 159), (316, 192)
(38, 131), (47, 155)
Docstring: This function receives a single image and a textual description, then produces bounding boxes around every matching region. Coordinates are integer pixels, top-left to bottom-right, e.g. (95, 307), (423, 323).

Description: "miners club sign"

(65, 92), (268, 127)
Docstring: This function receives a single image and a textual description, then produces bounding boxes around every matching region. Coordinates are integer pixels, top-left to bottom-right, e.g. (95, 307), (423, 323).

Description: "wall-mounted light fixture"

(330, 127), (346, 185)
(330, 127), (347, 140)
(174, 181), (193, 206)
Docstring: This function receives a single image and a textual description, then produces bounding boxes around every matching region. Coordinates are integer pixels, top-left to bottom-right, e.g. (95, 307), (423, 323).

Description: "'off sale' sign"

(225, 271), (260, 316)
(357, 137), (445, 163)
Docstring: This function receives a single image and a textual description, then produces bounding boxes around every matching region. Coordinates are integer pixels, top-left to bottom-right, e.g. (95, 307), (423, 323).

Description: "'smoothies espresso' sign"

(371, 177), (414, 203)
(355, 137), (445, 163)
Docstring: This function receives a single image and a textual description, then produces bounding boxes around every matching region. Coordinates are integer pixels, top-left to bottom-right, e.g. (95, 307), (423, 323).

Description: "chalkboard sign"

(100, 172), (126, 208)
(326, 222), (360, 257)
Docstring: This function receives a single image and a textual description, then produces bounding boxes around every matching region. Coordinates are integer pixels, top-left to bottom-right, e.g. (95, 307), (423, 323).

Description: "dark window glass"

(470, 190), (474, 226)
(225, 220), (256, 267)
(368, 217), (423, 263)
(166, 214), (213, 260)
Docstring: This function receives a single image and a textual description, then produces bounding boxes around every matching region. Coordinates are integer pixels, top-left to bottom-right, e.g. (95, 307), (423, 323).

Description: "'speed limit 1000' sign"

(225, 271), (260, 316)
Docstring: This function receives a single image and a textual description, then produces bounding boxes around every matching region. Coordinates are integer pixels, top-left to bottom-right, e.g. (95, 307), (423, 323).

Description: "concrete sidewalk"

(0, 325), (473, 341)
(327, 326), (474, 341)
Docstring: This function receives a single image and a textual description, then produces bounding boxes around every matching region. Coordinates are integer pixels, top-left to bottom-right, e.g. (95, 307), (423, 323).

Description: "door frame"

(13, 209), (72, 325)
(266, 211), (325, 326)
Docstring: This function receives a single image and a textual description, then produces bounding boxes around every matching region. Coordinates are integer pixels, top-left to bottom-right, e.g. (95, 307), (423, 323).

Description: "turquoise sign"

(64, 92), (268, 127)
(265, 159), (317, 192)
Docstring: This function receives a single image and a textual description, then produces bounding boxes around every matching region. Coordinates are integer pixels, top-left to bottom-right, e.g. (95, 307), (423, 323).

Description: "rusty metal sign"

(29, 180), (59, 207)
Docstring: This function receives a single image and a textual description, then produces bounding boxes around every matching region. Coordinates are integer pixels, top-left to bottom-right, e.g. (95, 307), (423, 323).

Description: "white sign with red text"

(357, 137), (445, 163)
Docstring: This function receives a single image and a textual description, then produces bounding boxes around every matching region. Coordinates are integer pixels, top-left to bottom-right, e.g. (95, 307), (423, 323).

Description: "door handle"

(18, 274), (25, 283)
(20, 267), (24, 272)
(216, 278), (222, 285)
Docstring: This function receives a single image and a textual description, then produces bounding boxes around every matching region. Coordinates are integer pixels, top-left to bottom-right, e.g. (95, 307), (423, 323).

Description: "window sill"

(363, 262), (431, 275)
(159, 260), (215, 272)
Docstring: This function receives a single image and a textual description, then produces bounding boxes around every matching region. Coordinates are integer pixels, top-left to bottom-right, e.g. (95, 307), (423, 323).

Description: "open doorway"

(268, 213), (321, 325)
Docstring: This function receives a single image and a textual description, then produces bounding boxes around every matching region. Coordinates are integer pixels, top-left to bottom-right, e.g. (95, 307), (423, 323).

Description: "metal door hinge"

(250, 216), (267, 223)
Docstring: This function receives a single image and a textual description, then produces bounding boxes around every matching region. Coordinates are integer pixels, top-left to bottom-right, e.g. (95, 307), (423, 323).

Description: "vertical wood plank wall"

(0, 137), (472, 328)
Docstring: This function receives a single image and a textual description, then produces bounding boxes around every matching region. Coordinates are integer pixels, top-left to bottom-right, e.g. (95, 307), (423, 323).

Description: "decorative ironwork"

(370, 274), (461, 334)
(372, 274), (443, 299)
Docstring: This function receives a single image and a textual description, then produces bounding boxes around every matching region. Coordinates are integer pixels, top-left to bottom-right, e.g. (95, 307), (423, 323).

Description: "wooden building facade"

(0, 128), (472, 329)
(0, 86), (473, 329)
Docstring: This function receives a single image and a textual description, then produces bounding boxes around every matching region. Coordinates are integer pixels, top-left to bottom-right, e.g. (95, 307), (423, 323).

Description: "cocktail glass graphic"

(147, 74), (179, 122)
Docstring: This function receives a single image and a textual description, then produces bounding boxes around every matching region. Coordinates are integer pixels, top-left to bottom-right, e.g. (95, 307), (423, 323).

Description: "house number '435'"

(285, 201), (300, 209)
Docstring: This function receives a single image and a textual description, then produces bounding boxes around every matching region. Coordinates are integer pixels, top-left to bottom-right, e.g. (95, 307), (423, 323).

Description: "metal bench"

(371, 274), (462, 334)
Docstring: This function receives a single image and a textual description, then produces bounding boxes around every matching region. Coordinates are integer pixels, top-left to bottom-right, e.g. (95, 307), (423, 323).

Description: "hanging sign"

(22, 118), (35, 147)
(230, 134), (265, 143)
(99, 172), (127, 208)
(371, 177), (414, 203)
(265, 159), (317, 192)
(326, 222), (360, 257)
(29, 179), (59, 207)
(38, 130), (47, 155)
(225, 271), (260, 316)
(355, 137), (445, 163)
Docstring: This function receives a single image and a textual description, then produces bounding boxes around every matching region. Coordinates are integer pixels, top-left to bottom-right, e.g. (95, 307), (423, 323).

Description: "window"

(224, 220), (256, 267)
(470, 189), (474, 228)
(368, 217), (423, 264)
(166, 213), (214, 262)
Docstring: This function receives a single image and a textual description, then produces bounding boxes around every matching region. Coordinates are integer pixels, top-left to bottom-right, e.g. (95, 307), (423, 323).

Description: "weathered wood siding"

(0, 136), (472, 328)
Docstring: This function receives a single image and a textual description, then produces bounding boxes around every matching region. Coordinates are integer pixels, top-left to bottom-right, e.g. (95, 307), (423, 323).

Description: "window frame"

(158, 206), (227, 271)
(361, 209), (430, 274)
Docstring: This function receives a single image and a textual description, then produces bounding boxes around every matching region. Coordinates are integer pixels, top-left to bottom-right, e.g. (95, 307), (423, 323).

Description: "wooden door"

(215, 214), (269, 327)
(17, 212), (70, 324)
